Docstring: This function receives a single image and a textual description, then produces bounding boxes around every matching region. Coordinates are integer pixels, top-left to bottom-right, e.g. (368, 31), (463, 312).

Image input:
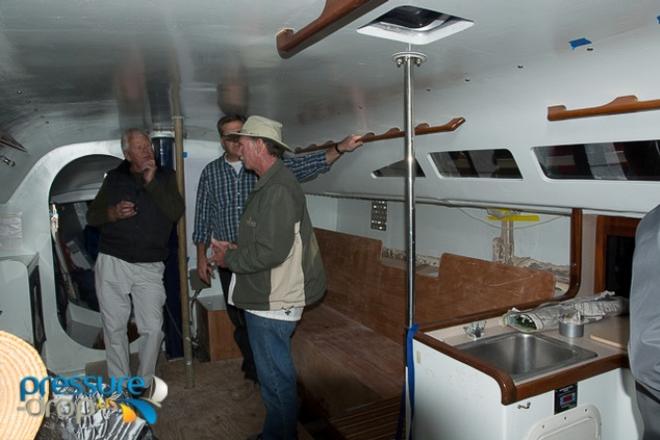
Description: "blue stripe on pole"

(406, 323), (419, 439)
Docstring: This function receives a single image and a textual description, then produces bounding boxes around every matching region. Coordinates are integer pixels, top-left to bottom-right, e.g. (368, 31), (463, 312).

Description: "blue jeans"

(245, 312), (299, 440)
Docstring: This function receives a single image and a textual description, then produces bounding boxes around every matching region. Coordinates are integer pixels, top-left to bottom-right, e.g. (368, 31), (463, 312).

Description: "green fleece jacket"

(224, 159), (326, 310)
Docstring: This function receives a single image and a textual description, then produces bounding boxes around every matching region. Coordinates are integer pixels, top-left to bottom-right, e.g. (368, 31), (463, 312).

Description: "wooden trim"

(594, 216), (607, 294)
(567, 207), (582, 297)
(419, 208), (583, 333)
(594, 216), (639, 293)
(413, 209), (630, 404)
(547, 95), (660, 121)
(295, 117), (466, 153)
(276, 0), (387, 59)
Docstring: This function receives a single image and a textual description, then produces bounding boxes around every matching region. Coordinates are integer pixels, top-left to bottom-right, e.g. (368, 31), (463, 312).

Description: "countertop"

(417, 315), (630, 403)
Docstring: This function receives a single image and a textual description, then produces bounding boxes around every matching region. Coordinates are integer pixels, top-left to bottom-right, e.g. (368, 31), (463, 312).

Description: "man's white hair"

(121, 128), (150, 152)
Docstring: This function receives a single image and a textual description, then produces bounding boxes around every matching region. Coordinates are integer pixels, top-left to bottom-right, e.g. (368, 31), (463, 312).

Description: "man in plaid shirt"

(193, 114), (362, 392)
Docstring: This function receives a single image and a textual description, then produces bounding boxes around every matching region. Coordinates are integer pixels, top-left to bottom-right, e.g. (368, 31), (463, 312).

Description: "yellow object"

(487, 209), (539, 222)
(120, 403), (138, 423)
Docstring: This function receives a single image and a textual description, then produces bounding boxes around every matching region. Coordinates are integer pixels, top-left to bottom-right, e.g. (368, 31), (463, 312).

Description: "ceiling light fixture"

(357, 6), (473, 45)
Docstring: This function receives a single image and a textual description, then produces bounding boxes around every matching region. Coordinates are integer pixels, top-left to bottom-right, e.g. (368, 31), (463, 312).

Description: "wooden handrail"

(547, 95), (660, 121)
(276, 0), (387, 59)
(295, 117), (466, 153)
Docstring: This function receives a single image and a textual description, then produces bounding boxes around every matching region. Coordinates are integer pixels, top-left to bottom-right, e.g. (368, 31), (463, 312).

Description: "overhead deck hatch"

(357, 5), (474, 44)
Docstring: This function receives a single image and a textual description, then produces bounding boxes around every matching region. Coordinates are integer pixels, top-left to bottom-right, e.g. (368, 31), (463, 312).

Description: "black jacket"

(86, 160), (184, 263)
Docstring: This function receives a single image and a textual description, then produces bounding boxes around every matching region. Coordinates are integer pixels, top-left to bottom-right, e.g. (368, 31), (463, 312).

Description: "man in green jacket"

(211, 116), (325, 440)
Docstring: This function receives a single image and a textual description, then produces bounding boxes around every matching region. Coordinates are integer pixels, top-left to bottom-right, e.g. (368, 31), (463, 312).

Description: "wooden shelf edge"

(547, 95), (660, 121)
(295, 117), (466, 154)
(276, 0), (386, 59)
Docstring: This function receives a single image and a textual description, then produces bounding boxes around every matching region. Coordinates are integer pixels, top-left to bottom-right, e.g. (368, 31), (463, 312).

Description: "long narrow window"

(534, 140), (660, 180)
(430, 149), (521, 178)
(373, 159), (425, 177)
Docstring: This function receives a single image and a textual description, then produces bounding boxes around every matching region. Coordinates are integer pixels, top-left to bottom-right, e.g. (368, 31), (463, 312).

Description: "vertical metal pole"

(403, 56), (416, 329)
(394, 50), (426, 440)
(171, 84), (194, 389)
(393, 51), (426, 330)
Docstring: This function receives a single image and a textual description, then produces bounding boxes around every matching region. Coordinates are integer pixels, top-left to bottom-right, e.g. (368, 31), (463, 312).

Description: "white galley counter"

(412, 315), (642, 440)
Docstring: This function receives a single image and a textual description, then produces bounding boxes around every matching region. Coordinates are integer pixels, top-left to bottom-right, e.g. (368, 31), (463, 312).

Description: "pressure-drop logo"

(17, 374), (168, 424)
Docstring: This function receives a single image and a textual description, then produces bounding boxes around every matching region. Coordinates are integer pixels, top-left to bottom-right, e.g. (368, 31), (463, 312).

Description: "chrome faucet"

(464, 320), (486, 340)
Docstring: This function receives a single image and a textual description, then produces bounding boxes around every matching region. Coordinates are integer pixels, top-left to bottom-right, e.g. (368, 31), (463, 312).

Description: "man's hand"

(325, 134), (364, 165)
(196, 253), (214, 285)
(108, 200), (137, 222)
(210, 239), (237, 268)
(337, 135), (363, 153)
(142, 159), (157, 184)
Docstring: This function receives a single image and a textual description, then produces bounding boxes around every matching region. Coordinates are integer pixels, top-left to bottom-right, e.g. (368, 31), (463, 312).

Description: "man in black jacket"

(87, 128), (184, 390)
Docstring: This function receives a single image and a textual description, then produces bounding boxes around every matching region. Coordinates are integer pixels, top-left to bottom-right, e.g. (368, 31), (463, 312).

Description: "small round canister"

(559, 320), (584, 337)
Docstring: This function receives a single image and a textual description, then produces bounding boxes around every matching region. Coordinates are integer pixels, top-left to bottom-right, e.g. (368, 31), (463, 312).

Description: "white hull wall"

(0, 141), (124, 374)
(297, 24), (660, 215)
(0, 138), (221, 374)
(308, 195), (571, 265)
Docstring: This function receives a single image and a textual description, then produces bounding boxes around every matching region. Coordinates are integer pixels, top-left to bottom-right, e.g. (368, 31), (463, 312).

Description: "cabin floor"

(36, 357), (320, 440)
(153, 358), (316, 440)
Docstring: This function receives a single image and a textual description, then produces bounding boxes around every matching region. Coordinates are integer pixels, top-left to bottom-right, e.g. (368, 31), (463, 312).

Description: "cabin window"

(372, 158), (426, 177)
(429, 149), (522, 178)
(534, 140), (660, 180)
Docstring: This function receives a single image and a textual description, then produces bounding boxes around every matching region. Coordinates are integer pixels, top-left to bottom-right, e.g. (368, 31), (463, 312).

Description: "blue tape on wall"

(657, 15), (660, 24)
(183, 151), (188, 158)
(569, 37), (592, 49)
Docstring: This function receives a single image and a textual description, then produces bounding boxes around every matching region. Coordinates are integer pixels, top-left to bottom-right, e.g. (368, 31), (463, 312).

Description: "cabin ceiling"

(2, 0), (657, 142)
(1, 0), (659, 206)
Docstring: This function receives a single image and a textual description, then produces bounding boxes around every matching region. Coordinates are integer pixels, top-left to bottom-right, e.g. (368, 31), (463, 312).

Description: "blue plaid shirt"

(193, 151), (330, 245)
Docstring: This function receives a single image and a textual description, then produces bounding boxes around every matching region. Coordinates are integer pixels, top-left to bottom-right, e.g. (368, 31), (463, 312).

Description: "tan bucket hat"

(227, 115), (293, 152)
(0, 331), (48, 440)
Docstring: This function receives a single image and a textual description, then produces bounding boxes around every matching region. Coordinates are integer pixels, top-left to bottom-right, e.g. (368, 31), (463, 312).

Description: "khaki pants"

(95, 253), (166, 386)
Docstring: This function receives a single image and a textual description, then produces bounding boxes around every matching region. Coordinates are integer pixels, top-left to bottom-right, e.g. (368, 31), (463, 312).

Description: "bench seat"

(293, 303), (404, 418)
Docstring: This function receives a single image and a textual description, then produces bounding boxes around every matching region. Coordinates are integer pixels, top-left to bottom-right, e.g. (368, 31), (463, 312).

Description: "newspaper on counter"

(503, 291), (628, 332)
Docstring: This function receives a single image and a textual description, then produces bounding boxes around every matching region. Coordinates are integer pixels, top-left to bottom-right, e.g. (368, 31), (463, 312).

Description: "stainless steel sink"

(457, 332), (597, 381)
